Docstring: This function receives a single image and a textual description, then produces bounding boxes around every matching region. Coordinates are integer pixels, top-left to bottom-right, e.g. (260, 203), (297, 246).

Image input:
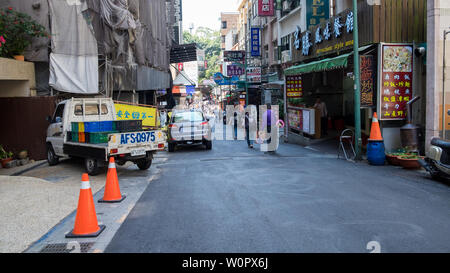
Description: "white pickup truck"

(46, 98), (165, 175)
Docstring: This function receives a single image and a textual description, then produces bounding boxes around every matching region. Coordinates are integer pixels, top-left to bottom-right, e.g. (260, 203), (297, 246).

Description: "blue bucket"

(367, 141), (386, 166)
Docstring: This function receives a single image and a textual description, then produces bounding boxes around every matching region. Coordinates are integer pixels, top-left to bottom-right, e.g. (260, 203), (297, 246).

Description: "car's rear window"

(74, 104), (108, 116)
(173, 112), (204, 123)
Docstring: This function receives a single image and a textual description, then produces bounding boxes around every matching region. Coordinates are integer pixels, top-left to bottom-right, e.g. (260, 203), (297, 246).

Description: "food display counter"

(287, 106), (320, 138)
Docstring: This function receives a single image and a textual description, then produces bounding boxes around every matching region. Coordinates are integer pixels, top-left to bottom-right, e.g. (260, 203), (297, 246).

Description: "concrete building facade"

(426, 0), (450, 147)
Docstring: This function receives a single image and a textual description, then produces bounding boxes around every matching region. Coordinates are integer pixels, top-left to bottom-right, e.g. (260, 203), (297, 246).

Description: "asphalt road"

(105, 140), (450, 253)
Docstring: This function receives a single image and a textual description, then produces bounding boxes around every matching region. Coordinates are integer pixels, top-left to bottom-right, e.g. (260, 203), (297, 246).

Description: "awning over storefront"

(172, 86), (187, 95)
(262, 80), (285, 89)
(284, 45), (374, 76)
(284, 52), (352, 76)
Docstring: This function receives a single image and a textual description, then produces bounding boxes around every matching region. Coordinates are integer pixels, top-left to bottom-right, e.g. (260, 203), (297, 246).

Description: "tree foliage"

(183, 27), (221, 83)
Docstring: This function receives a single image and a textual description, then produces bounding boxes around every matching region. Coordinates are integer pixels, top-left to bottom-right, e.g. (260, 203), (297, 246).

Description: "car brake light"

(110, 149), (118, 154)
(158, 143), (165, 149)
(119, 154), (126, 158)
(200, 121), (208, 126)
(169, 124), (177, 128)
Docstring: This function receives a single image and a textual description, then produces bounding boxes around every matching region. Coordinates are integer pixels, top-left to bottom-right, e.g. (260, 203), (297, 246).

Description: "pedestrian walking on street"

(261, 104), (272, 141)
(245, 111), (253, 148)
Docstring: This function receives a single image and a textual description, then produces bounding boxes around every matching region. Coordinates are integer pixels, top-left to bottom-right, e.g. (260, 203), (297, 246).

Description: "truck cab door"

(47, 103), (66, 156)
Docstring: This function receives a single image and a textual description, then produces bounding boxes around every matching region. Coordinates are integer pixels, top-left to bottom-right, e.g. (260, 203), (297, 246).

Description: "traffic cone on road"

(66, 173), (105, 238)
(368, 112), (383, 141)
(367, 112), (386, 166)
(98, 157), (126, 203)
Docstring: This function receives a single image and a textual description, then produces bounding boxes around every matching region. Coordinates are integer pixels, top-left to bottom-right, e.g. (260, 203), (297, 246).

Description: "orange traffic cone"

(369, 112), (383, 141)
(66, 173), (105, 238)
(98, 157), (126, 203)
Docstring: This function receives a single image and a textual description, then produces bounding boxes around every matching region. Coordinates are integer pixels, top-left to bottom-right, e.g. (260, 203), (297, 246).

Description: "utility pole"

(352, 0), (362, 160)
(245, 14), (250, 106)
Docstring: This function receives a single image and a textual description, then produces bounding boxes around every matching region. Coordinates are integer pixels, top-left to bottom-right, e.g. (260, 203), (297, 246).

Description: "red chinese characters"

(380, 72), (412, 119)
(258, 0), (274, 17)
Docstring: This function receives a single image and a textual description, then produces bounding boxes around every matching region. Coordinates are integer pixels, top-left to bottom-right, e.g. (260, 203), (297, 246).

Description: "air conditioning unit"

(282, 1), (291, 12)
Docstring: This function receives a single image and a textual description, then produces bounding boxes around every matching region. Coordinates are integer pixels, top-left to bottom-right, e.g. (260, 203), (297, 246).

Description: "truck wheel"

(168, 143), (176, 152)
(84, 158), (101, 176)
(47, 144), (59, 166)
(136, 159), (152, 170)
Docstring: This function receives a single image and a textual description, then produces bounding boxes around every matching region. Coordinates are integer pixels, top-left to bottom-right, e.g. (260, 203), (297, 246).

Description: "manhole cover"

(39, 242), (95, 253)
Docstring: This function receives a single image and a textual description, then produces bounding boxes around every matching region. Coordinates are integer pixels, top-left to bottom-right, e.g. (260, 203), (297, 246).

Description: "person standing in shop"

(314, 96), (328, 136)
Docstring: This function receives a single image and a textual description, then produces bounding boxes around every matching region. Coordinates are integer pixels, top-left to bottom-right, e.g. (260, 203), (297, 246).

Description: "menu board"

(379, 44), (413, 120)
(286, 75), (303, 98)
(288, 108), (303, 131)
(360, 55), (375, 107)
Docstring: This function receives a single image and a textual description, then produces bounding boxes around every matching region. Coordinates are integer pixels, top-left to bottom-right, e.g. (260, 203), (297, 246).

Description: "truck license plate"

(131, 149), (146, 156)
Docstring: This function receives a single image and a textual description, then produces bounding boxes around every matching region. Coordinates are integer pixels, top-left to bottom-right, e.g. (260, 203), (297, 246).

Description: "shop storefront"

(282, 2), (426, 152)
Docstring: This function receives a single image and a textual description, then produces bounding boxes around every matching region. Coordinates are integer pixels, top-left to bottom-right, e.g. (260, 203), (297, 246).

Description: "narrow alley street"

(105, 139), (450, 253)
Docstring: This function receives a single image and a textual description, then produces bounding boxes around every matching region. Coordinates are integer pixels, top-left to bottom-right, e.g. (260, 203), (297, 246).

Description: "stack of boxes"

(68, 120), (143, 144)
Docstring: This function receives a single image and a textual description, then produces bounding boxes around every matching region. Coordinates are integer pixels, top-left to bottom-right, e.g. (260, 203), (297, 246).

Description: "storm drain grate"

(39, 242), (95, 253)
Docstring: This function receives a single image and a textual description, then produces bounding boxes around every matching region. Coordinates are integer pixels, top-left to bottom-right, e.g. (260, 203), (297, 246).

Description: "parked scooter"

(419, 138), (450, 180)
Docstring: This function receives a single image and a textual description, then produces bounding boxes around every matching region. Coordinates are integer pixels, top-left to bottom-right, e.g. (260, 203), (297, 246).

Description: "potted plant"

(0, 145), (13, 168)
(0, 7), (49, 60)
(397, 154), (425, 169)
(386, 148), (414, 166)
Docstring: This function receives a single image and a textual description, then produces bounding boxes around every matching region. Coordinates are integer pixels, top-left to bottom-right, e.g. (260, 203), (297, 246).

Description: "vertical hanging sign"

(379, 44), (413, 120)
(258, 0), (274, 17)
(251, 28), (261, 57)
(360, 55), (375, 107)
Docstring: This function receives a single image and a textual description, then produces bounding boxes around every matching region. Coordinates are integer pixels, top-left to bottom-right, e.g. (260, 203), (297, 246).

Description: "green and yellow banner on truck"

(114, 101), (159, 128)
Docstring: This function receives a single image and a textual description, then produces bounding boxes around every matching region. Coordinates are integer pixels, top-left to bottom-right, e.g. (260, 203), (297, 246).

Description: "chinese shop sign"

(246, 67), (262, 83)
(291, 9), (354, 63)
(360, 55), (375, 107)
(251, 28), (261, 57)
(227, 65), (244, 76)
(214, 72), (239, 85)
(286, 75), (303, 98)
(306, 0), (330, 29)
(379, 44), (413, 120)
(258, 0), (274, 17)
(115, 103), (157, 127)
(224, 51), (245, 62)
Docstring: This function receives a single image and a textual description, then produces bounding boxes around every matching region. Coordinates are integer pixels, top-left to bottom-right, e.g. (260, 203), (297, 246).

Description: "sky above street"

(182, 0), (240, 32)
